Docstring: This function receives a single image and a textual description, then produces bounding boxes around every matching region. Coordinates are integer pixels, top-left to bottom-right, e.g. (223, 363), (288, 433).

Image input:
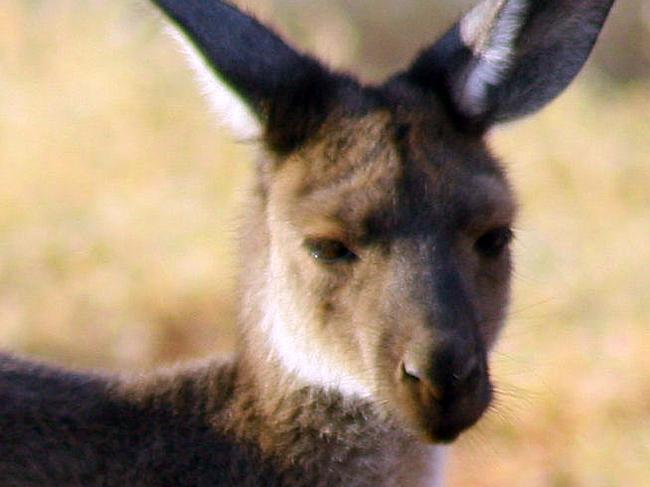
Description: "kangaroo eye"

(305, 239), (356, 264)
(475, 227), (513, 258)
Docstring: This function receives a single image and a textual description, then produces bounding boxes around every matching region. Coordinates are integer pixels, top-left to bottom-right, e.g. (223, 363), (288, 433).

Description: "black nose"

(400, 343), (492, 442)
(431, 343), (484, 394)
(403, 343), (484, 394)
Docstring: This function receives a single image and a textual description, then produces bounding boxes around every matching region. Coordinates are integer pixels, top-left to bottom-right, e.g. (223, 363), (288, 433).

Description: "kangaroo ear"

(400, 0), (614, 131)
(153, 0), (339, 153)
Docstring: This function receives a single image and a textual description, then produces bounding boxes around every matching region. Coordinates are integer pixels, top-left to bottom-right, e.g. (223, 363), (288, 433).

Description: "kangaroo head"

(154, 0), (614, 443)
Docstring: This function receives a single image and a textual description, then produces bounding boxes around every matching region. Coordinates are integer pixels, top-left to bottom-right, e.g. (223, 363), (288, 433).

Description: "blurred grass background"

(1, 1), (649, 485)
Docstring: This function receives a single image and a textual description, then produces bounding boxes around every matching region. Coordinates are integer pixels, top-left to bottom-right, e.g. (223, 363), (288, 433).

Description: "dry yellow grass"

(1, 1), (648, 485)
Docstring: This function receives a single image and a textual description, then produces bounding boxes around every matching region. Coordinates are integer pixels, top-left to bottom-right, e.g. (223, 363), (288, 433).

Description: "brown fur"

(0, 0), (615, 485)
(117, 360), (434, 487)
(239, 90), (514, 440)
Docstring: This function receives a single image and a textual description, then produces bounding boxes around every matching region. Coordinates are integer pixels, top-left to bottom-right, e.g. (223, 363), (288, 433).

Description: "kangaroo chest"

(209, 378), (444, 487)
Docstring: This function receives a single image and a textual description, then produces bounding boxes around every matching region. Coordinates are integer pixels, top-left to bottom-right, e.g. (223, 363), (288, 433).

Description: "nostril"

(399, 361), (443, 402)
(401, 361), (422, 382)
(451, 356), (480, 385)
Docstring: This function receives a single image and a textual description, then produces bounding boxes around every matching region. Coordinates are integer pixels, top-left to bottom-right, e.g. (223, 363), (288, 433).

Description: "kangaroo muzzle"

(398, 341), (492, 442)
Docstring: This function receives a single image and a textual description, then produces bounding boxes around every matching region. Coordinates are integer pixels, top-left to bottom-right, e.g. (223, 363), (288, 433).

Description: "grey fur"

(0, 1), (615, 485)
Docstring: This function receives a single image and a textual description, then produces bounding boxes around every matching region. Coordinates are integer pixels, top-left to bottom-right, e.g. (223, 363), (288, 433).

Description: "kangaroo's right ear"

(398, 0), (615, 132)
(153, 0), (339, 153)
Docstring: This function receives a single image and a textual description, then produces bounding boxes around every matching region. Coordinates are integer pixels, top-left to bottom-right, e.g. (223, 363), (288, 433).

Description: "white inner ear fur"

(167, 27), (262, 141)
(459, 0), (529, 116)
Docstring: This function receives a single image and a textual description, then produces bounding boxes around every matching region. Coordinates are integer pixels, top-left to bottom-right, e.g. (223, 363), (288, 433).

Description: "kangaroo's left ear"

(153, 0), (343, 153)
(398, 0), (615, 132)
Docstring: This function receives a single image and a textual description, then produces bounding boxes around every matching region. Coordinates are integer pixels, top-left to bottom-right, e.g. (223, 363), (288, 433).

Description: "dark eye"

(475, 227), (513, 258)
(305, 239), (356, 264)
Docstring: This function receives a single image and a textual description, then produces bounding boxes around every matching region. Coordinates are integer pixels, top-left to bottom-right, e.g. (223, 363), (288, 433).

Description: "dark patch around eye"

(475, 227), (513, 258)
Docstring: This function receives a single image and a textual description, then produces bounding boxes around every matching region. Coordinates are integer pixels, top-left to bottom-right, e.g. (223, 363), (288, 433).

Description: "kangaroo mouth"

(394, 361), (493, 443)
(424, 385), (492, 443)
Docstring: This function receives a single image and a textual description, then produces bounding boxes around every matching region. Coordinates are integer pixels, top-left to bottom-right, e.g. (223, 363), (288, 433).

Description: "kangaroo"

(0, 1), (614, 486)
